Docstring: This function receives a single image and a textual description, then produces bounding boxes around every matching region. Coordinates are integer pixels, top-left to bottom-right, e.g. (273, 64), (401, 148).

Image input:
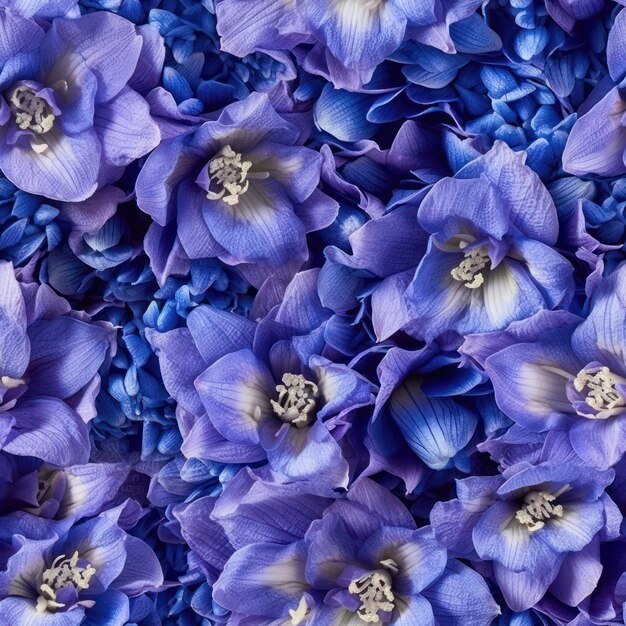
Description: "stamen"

(36, 551), (96, 613)
(573, 366), (626, 414)
(451, 243), (489, 289)
(206, 145), (252, 206)
(289, 595), (310, 625)
(515, 487), (568, 532)
(270, 373), (318, 428)
(348, 560), (397, 624)
(8, 86), (55, 135)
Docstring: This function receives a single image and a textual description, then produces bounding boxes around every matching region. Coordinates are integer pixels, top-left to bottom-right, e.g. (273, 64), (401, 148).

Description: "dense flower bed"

(0, 0), (624, 624)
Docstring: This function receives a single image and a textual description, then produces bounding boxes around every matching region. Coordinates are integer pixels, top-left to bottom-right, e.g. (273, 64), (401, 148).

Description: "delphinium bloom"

(431, 461), (621, 612)
(216, 0), (486, 89)
(0, 261), (115, 467)
(562, 7), (626, 177)
(463, 264), (626, 470)
(0, 9), (161, 201)
(208, 472), (500, 625)
(405, 141), (574, 342)
(364, 342), (492, 491)
(0, 506), (163, 625)
(0, 454), (128, 526)
(136, 92), (337, 287)
(148, 270), (372, 495)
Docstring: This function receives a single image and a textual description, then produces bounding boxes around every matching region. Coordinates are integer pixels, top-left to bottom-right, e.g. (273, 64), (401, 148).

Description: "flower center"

(450, 243), (489, 289)
(270, 373), (318, 428)
(515, 490), (566, 532)
(573, 366), (626, 415)
(348, 559), (398, 624)
(36, 551), (96, 613)
(8, 86), (55, 135)
(207, 145), (252, 206)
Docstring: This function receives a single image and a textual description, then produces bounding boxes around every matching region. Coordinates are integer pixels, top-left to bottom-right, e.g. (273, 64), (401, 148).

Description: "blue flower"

(0, 9), (162, 201)
(431, 462), (621, 611)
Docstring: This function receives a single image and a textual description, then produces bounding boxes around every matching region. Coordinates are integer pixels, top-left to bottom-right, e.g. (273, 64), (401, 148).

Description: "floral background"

(0, 0), (625, 624)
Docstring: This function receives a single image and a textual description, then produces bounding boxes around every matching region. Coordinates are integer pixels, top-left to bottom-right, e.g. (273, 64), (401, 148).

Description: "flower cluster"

(0, 0), (625, 624)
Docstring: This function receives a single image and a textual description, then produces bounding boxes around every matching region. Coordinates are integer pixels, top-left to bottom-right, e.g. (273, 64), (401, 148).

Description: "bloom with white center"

(431, 463), (620, 612)
(36, 552), (96, 613)
(136, 92), (338, 288)
(0, 512), (163, 625)
(476, 266), (626, 470)
(211, 477), (499, 626)
(406, 142), (573, 342)
(0, 10), (161, 201)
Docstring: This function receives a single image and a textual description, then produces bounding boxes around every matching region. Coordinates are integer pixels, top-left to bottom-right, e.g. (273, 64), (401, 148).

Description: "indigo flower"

(0, 261), (115, 467)
(216, 0), (487, 90)
(0, 455), (129, 524)
(463, 265), (626, 470)
(365, 343), (491, 491)
(431, 462), (621, 611)
(0, 9), (162, 201)
(136, 92), (337, 287)
(563, 8), (626, 177)
(405, 141), (574, 341)
(0, 506), (163, 625)
(148, 270), (372, 495)
(210, 473), (500, 625)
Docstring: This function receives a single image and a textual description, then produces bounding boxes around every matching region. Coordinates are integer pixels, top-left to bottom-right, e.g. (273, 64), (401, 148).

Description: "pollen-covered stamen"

(36, 551), (96, 613)
(289, 595), (311, 625)
(207, 145), (252, 206)
(8, 86), (55, 135)
(515, 487), (569, 532)
(574, 366), (626, 414)
(270, 373), (318, 428)
(450, 243), (489, 289)
(348, 559), (398, 624)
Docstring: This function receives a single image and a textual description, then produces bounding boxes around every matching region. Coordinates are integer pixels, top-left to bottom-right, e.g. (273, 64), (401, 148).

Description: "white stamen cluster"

(515, 491), (563, 532)
(450, 243), (489, 289)
(348, 559), (398, 624)
(36, 551), (96, 613)
(574, 366), (625, 414)
(207, 145), (252, 206)
(9, 86), (55, 134)
(270, 373), (318, 428)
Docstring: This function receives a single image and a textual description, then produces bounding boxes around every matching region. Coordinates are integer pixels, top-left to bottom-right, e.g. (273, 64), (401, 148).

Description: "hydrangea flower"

(0, 9), (161, 201)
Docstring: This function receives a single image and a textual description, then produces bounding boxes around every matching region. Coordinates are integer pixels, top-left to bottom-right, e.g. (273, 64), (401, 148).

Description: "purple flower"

(136, 92), (337, 287)
(562, 9), (626, 177)
(0, 506), (163, 625)
(365, 344), (490, 490)
(0, 456), (128, 524)
(0, 0), (78, 19)
(463, 265), (626, 470)
(0, 9), (162, 201)
(148, 270), (372, 495)
(431, 462), (621, 611)
(210, 473), (499, 625)
(0, 261), (115, 467)
(405, 141), (574, 341)
(216, 0), (485, 89)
